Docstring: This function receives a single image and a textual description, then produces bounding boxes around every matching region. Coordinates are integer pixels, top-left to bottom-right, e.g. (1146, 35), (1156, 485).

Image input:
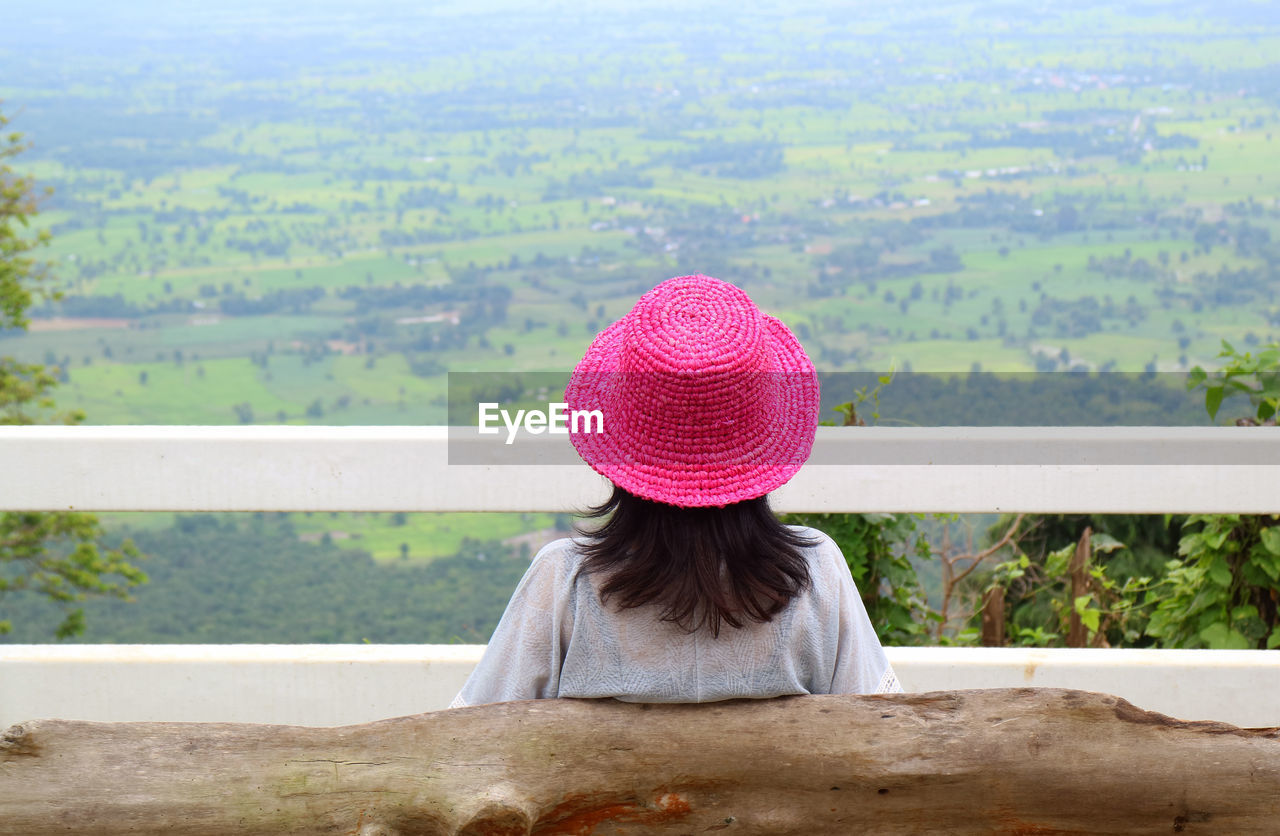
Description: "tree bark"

(2, 688), (1278, 835)
(1067, 526), (1092, 648)
(979, 585), (1006, 647)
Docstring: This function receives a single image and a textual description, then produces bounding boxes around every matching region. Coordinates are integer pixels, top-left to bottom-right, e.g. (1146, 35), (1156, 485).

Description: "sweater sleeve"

(449, 541), (574, 708)
(825, 536), (904, 695)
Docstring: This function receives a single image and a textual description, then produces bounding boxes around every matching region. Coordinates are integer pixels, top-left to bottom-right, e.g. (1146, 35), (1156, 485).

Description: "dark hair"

(576, 485), (816, 638)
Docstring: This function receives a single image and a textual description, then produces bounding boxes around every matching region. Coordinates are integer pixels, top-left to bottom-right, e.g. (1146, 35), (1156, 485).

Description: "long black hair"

(576, 485), (816, 637)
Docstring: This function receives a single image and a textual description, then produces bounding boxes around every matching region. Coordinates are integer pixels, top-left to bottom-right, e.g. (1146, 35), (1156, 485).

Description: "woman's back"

(450, 275), (902, 708)
(450, 526), (900, 708)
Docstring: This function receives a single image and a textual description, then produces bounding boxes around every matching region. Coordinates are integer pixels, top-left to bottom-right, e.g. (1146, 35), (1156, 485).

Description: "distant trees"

(0, 515), (527, 644)
(42, 293), (143, 318)
(340, 282), (497, 313)
(33, 293), (193, 319)
(658, 140), (784, 179)
(541, 162), (654, 201)
(1028, 293), (1146, 339)
(223, 232), (289, 259)
(220, 286), (325, 316)
(928, 244), (963, 272)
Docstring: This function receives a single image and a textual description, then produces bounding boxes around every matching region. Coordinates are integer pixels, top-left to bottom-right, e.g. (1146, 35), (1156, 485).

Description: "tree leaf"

(1204, 385), (1224, 420)
(1207, 556), (1233, 588)
(1261, 527), (1280, 557)
(1089, 532), (1125, 554)
(1230, 604), (1259, 623)
(1199, 622), (1252, 650)
(1204, 528), (1230, 550)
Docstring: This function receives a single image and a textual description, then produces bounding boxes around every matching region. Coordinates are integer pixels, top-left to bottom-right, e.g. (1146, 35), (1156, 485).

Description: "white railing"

(4, 424), (1280, 513)
(5, 644), (1280, 729)
(2, 425), (1279, 729)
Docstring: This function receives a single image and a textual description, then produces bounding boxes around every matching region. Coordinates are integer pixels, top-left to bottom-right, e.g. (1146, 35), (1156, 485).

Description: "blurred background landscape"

(2, 0), (1277, 644)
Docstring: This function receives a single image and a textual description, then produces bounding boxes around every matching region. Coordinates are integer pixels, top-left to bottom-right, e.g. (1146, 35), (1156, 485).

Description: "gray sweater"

(451, 526), (902, 707)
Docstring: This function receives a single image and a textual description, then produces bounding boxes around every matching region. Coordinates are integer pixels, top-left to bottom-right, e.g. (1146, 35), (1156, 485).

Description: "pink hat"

(564, 274), (820, 507)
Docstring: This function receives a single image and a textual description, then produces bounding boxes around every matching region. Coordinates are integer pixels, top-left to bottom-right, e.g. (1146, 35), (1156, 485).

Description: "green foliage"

(0, 514), (527, 643)
(1188, 340), (1280, 423)
(0, 104), (146, 637)
(978, 501), (1280, 650)
(0, 513), (146, 638)
(987, 532), (1157, 648)
(1146, 514), (1280, 650)
(974, 513), (1177, 646)
(1, 107), (75, 428)
(1146, 345), (1280, 649)
(779, 511), (937, 645)
(829, 367), (895, 427)
(0, 354), (68, 426)
(0, 109), (52, 331)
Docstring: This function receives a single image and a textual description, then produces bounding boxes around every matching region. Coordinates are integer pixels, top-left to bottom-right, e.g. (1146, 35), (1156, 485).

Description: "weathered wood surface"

(2, 688), (1278, 835)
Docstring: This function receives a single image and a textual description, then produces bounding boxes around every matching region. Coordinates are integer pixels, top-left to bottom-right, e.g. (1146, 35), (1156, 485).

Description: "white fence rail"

(2, 425), (1278, 728)
(2, 424), (1280, 512)
(3, 644), (1279, 729)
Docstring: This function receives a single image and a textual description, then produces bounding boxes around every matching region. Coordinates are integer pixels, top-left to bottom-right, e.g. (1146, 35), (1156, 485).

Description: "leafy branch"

(1187, 339), (1280, 425)
(0, 102), (147, 638)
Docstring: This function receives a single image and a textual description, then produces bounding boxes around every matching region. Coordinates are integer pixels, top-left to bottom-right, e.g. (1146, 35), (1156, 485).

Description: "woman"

(450, 275), (901, 707)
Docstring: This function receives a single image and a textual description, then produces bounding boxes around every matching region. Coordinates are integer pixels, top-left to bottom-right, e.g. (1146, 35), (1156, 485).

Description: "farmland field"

(3, 2), (1276, 409)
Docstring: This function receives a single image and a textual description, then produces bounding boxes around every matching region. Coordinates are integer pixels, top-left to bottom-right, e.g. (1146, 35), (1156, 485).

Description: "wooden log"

(2, 688), (1278, 835)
